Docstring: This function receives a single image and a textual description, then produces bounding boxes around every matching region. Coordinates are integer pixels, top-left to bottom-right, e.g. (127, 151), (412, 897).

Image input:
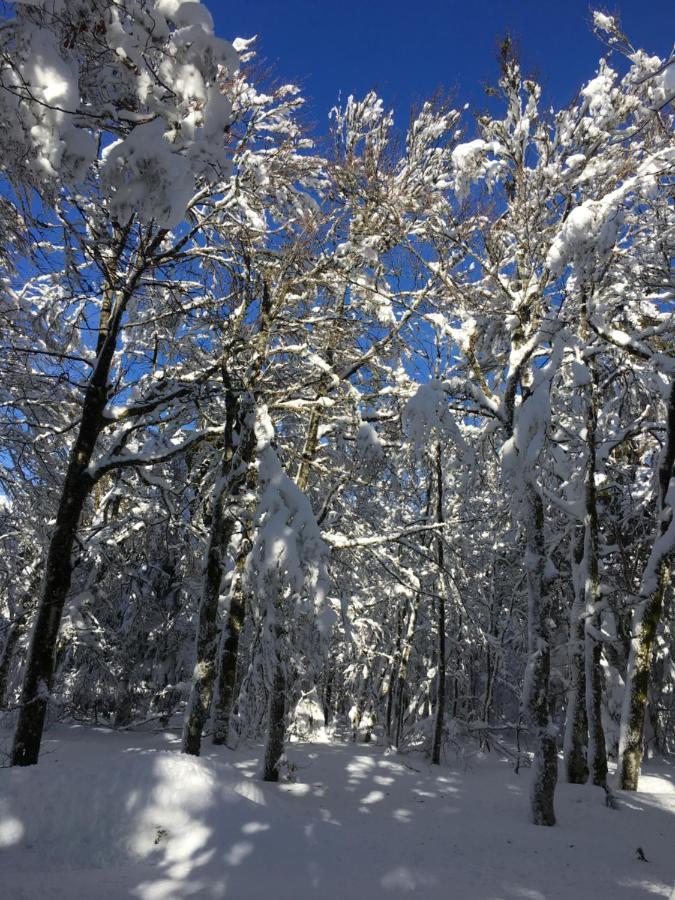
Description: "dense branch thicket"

(0, 1), (673, 826)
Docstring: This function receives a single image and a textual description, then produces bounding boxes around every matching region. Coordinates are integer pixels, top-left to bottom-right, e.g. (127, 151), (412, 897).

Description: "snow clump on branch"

(3, 1), (239, 228)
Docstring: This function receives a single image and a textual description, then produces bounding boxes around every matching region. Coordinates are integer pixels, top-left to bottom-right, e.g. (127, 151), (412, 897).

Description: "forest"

(0, 2), (673, 898)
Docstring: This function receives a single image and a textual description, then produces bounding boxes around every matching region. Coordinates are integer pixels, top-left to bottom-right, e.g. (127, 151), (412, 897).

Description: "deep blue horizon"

(217, 1), (674, 127)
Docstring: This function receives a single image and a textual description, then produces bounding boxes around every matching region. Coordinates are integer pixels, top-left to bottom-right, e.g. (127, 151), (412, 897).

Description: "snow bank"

(0, 726), (254, 871)
(1, 725), (674, 899)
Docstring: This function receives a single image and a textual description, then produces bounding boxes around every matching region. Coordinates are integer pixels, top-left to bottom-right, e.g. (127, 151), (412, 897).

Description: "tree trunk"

(386, 604), (404, 738)
(618, 381), (675, 790)
(114, 680), (134, 728)
(583, 369), (607, 787)
(182, 479), (232, 755)
(0, 615), (25, 708)
(0, 565), (40, 709)
(295, 405), (321, 493)
(523, 484), (558, 826)
(263, 642), (287, 782)
(585, 630), (607, 787)
(11, 390), (104, 765)
(452, 611), (463, 719)
(211, 547), (248, 745)
(431, 442), (446, 765)
(480, 580), (501, 750)
(618, 574), (668, 789)
(182, 396), (256, 756)
(11, 242), (154, 766)
(431, 593), (446, 764)
(322, 669), (334, 727)
(564, 529), (589, 783)
(394, 594), (420, 749)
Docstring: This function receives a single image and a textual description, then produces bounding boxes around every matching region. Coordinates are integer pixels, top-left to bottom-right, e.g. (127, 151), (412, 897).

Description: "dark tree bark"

(385, 604), (404, 738)
(263, 630), (287, 782)
(11, 387), (106, 765)
(322, 669), (334, 727)
(564, 528), (590, 784)
(181, 479), (232, 754)
(11, 231), (163, 766)
(211, 410), (262, 748)
(431, 442), (447, 765)
(114, 680), (134, 728)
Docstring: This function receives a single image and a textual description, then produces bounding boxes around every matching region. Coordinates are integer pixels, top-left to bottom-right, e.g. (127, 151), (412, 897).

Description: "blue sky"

(217, 1), (674, 125)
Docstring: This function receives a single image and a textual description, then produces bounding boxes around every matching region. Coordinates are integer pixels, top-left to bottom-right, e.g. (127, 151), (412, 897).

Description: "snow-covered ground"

(1, 725), (673, 899)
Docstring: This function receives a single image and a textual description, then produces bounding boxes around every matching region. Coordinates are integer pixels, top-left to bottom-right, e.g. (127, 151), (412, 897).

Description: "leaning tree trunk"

(10, 241), (157, 766)
(618, 380), (675, 790)
(11, 384), (108, 765)
(523, 484), (558, 826)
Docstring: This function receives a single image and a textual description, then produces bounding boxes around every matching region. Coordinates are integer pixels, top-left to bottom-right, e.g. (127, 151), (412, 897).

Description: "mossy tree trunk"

(211, 544), (249, 746)
(182, 390), (256, 756)
(618, 381), (675, 790)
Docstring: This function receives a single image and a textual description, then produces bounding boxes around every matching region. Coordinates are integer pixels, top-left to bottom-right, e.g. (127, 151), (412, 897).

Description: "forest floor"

(0, 723), (674, 899)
